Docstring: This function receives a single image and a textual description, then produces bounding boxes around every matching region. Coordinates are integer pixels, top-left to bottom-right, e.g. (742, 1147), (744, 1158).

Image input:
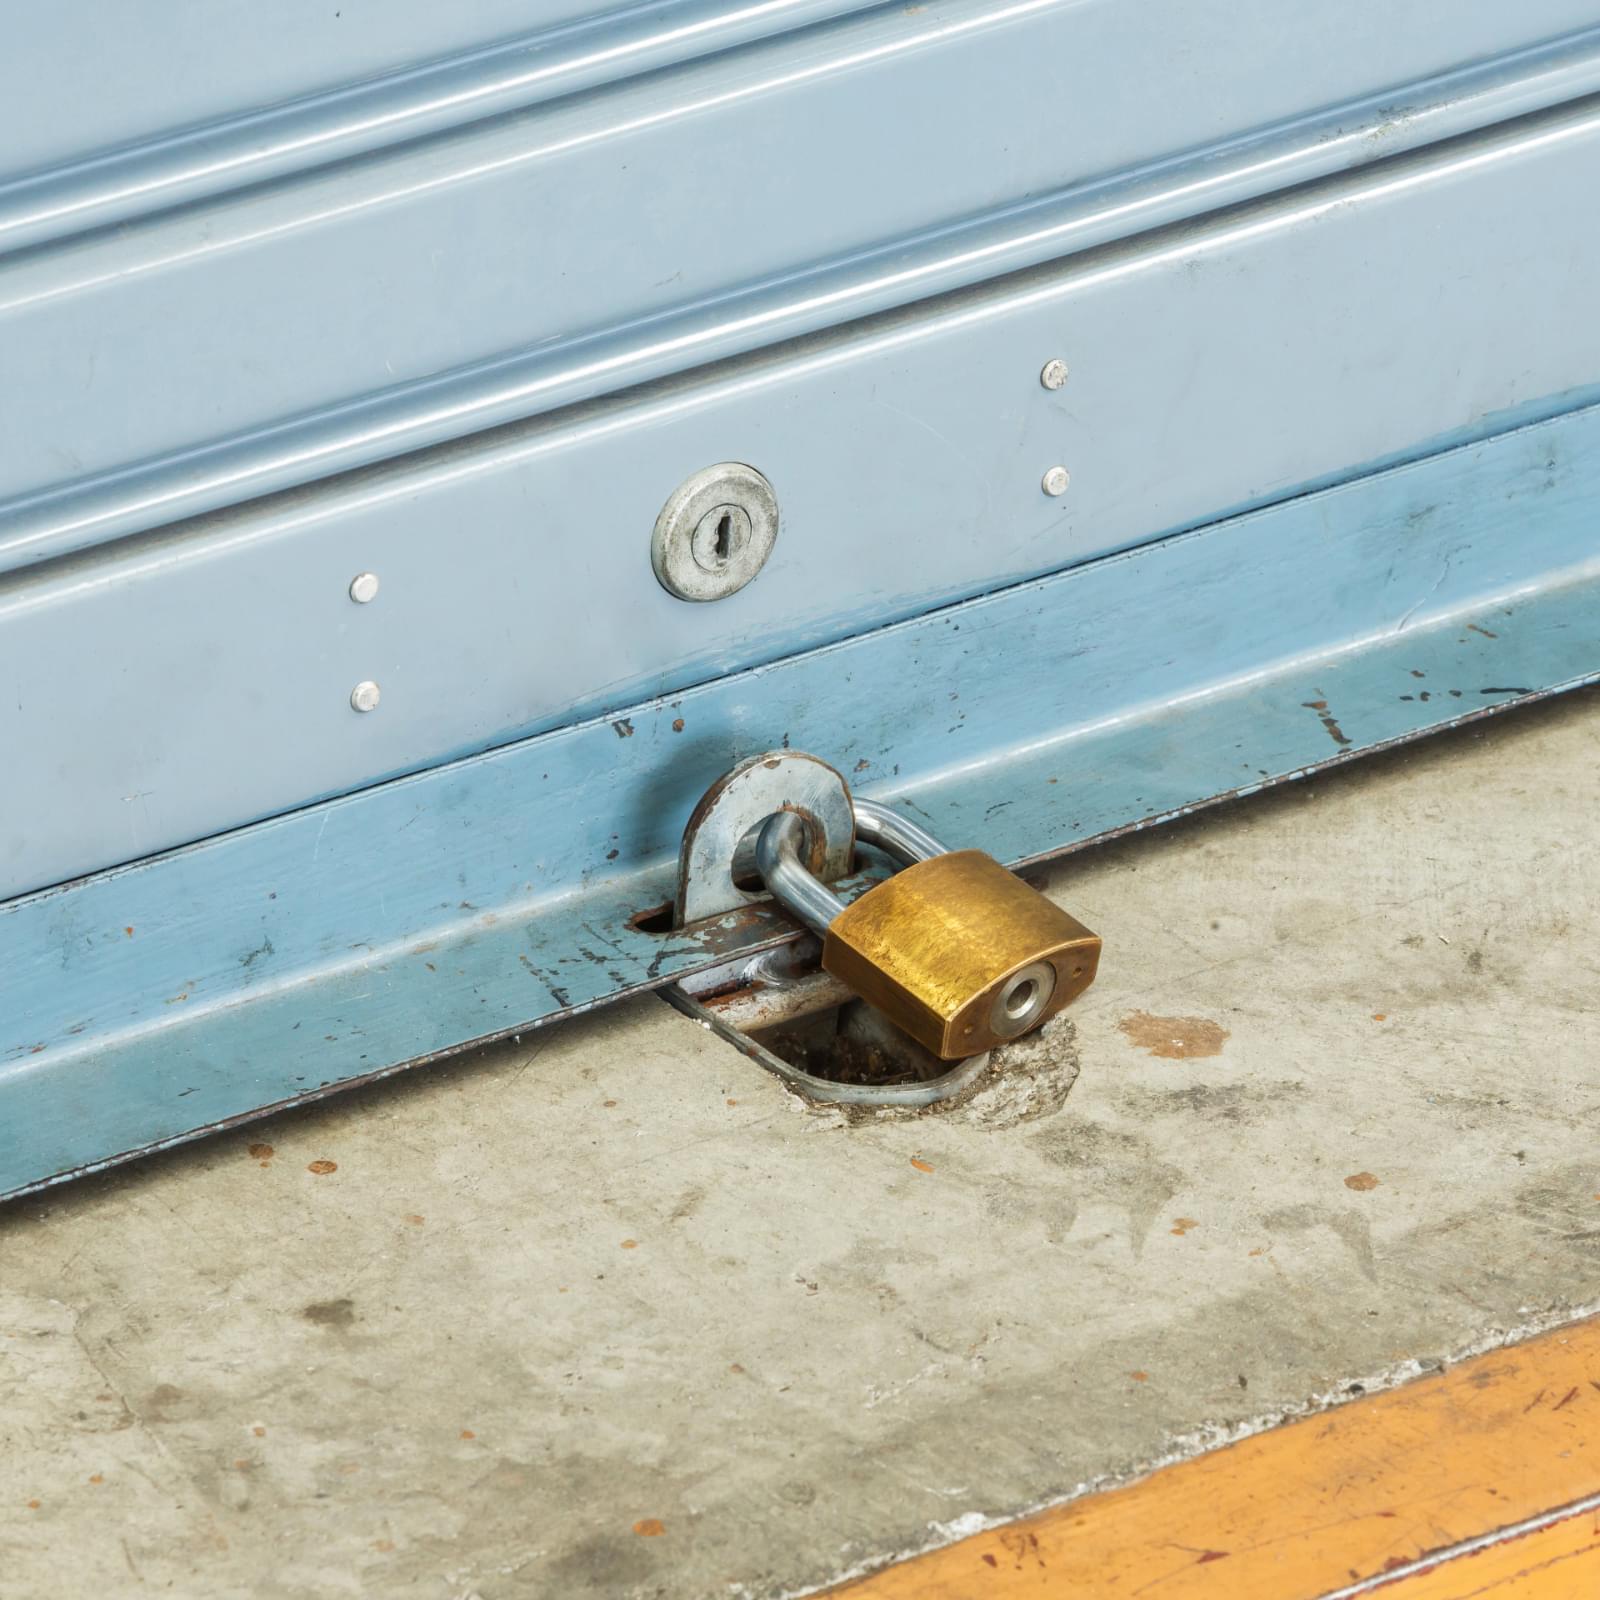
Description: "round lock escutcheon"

(651, 463), (778, 601)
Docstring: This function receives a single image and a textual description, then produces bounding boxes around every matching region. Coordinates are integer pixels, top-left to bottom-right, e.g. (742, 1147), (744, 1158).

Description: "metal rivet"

(350, 681), (381, 713)
(1042, 466), (1071, 496)
(348, 572), (380, 603)
(1040, 359), (1069, 390)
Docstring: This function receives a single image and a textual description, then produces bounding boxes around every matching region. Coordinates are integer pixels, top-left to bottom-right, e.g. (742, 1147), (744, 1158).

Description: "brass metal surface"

(821, 850), (1100, 1059)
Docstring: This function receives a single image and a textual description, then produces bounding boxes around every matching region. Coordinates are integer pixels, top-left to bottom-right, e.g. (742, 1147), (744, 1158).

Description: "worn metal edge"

(7, 672), (1593, 1208)
(8, 52), (1600, 571)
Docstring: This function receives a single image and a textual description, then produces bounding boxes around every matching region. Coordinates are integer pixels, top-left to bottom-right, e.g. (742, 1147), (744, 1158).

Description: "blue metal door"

(4, 2), (1599, 1195)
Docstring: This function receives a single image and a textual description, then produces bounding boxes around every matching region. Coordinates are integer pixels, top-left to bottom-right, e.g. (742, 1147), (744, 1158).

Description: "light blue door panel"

(4, 2), (1600, 1197)
(0, 2), (878, 254)
(5, 102), (1599, 898)
(3, 3), (1599, 545)
(0, 0), (748, 180)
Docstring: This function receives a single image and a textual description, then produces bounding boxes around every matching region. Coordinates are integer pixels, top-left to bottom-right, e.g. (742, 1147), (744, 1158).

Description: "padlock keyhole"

(713, 511), (734, 564)
(1004, 978), (1039, 1020)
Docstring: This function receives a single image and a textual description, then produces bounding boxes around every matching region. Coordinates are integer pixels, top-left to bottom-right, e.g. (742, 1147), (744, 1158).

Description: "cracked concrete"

(2, 688), (1597, 1599)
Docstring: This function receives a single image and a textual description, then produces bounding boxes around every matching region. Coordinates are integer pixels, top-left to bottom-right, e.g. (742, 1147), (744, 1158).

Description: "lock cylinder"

(757, 801), (1100, 1060)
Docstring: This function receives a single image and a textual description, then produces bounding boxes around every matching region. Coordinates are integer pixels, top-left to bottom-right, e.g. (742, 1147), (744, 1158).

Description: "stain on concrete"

(1118, 1013), (1230, 1060)
(301, 1298), (356, 1328)
(1120, 1082), (1304, 1125)
(141, 1383), (185, 1420)
(1515, 1163), (1600, 1245)
(1261, 1202), (1377, 1282)
(1030, 1119), (1186, 1255)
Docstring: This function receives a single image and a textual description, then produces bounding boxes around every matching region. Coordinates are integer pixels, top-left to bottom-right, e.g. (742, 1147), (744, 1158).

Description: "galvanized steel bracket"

(674, 751), (855, 926)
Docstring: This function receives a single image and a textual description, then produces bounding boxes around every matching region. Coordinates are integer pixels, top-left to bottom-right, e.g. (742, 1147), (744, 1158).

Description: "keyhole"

(689, 503), (752, 574)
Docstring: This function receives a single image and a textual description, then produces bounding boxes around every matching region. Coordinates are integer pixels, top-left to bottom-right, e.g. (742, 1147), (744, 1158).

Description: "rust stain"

(633, 1518), (666, 1537)
(373, 1539), (394, 1553)
(307, 1159), (338, 1175)
(404, 1213), (424, 1226)
(603, 1098), (618, 1108)
(123, 926), (134, 937)
(726, 1098), (738, 1107)
(460, 1428), (476, 1440)
(671, 718), (685, 732)
(26, 1499), (40, 1510)
(1344, 1172), (1380, 1192)
(1130, 1370), (1149, 1382)
(88, 1474), (103, 1485)
(612, 719), (634, 738)
(1371, 1013), (1387, 1022)
(1466, 623), (1499, 638)
(620, 1238), (639, 1250)
(1302, 699), (1353, 747)
(247, 1142), (273, 1160)
(1170, 1217), (1200, 1236)
(1118, 1012), (1230, 1059)
(252, 1425), (267, 1438)
(910, 1157), (934, 1174)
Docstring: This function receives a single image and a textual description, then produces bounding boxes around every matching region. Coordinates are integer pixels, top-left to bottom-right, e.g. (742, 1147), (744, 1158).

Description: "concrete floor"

(3, 689), (1598, 1600)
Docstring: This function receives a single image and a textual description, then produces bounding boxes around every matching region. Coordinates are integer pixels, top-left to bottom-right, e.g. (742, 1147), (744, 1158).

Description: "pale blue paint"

(8, 102), (1600, 896)
(4, 401), (1597, 1199)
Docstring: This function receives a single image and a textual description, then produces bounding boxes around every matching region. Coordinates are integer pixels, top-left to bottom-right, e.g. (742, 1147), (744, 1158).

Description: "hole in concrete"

(751, 1001), (945, 1088)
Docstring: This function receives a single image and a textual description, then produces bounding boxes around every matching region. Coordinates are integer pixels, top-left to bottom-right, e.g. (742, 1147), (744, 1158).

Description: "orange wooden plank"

(1381, 1504), (1600, 1598)
(825, 1317), (1600, 1600)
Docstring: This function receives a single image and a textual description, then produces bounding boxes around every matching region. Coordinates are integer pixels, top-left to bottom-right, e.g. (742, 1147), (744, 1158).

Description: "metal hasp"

(5, 3), (1600, 1198)
(759, 803), (1100, 1059)
(666, 757), (1017, 1103)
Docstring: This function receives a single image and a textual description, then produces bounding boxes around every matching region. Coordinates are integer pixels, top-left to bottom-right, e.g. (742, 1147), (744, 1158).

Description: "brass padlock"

(756, 799), (1100, 1059)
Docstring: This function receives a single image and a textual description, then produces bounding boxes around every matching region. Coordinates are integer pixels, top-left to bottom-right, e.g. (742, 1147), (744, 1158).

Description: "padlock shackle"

(756, 799), (953, 937)
(755, 811), (844, 936)
(852, 798), (948, 867)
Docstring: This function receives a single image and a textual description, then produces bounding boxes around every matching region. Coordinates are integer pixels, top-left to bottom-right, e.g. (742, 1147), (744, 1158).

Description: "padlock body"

(821, 849), (1100, 1059)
